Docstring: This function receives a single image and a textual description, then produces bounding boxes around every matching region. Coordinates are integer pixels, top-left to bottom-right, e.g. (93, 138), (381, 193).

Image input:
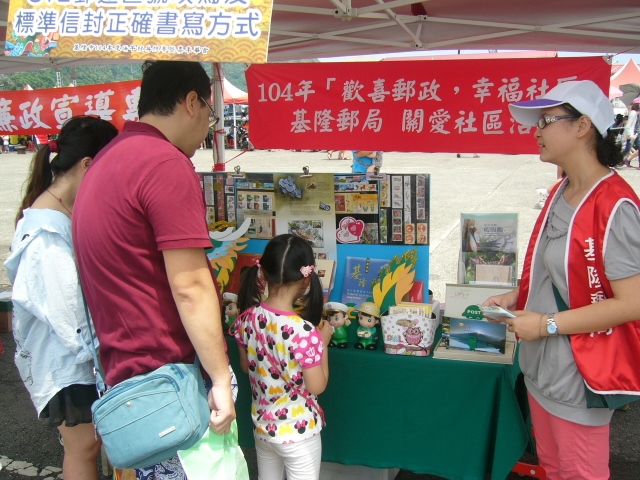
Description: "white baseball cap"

(508, 80), (613, 136)
(324, 302), (349, 313)
(222, 292), (238, 303)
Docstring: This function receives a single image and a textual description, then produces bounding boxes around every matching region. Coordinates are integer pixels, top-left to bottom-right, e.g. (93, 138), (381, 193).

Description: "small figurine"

(324, 302), (351, 348)
(222, 292), (239, 331)
(354, 302), (380, 350)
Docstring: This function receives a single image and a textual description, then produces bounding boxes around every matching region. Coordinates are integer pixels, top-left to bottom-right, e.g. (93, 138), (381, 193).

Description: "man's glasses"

(199, 96), (219, 128)
(536, 115), (577, 129)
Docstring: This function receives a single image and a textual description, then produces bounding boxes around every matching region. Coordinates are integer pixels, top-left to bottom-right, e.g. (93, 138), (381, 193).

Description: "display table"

(227, 330), (529, 480)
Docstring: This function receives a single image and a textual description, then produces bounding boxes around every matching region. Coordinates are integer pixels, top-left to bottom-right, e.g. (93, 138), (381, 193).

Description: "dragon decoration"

(206, 218), (252, 291)
(371, 248), (418, 315)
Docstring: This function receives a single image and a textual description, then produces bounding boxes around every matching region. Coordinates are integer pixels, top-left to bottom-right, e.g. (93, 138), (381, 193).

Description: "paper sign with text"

(246, 57), (610, 153)
(5, 0), (272, 63)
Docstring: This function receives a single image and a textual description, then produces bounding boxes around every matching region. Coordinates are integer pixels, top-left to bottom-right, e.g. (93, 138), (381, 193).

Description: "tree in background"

(0, 62), (250, 92)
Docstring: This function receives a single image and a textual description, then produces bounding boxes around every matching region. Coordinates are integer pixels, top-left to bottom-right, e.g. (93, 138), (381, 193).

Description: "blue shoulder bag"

(81, 295), (210, 469)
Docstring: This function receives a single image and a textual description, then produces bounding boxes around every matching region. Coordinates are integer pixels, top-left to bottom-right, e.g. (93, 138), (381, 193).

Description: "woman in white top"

(622, 103), (638, 166)
(5, 116), (118, 480)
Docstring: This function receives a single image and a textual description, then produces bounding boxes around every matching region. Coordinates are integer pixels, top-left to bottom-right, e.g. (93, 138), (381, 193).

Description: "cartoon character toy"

(324, 302), (351, 348)
(355, 302), (381, 350)
(222, 292), (239, 331)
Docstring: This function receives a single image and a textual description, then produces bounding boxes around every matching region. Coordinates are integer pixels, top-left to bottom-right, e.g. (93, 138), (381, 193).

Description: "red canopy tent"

(223, 78), (248, 105)
(610, 59), (640, 89)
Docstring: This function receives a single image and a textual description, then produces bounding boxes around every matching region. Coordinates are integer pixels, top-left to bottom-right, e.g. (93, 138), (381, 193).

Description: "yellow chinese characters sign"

(5, 0), (272, 62)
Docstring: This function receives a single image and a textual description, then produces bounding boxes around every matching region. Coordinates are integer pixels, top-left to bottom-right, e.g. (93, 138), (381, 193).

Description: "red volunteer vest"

(518, 171), (640, 395)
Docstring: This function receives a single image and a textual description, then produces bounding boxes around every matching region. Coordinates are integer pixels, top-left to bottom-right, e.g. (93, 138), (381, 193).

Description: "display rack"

(199, 170), (431, 303)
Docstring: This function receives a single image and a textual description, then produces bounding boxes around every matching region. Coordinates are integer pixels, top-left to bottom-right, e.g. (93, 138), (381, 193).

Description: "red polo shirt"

(73, 121), (218, 386)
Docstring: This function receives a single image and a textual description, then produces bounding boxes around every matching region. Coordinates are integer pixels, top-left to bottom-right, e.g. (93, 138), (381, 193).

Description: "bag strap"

(79, 287), (107, 394)
(79, 285), (200, 395)
(250, 311), (326, 426)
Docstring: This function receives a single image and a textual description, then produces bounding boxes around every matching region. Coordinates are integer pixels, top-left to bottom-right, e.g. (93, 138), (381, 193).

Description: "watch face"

(547, 322), (558, 335)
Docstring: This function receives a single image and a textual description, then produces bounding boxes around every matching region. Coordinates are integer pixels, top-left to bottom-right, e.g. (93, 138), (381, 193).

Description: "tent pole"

(211, 63), (226, 171)
(233, 104), (238, 150)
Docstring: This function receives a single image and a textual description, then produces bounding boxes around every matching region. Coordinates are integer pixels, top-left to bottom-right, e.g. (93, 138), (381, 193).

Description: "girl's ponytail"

(237, 263), (263, 313)
(15, 146), (54, 225)
(299, 272), (323, 326)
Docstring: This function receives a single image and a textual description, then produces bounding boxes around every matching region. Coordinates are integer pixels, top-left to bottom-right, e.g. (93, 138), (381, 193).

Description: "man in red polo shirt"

(73, 61), (234, 474)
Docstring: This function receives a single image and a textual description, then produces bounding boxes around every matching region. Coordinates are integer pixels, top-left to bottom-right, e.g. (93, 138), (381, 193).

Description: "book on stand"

(433, 338), (516, 364)
(315, 258), (336, 303)
(340, 256), (389, 307)
(447, 317), (507, 354)
(441, 283), (517, 349)
(458, 213), (518, 286)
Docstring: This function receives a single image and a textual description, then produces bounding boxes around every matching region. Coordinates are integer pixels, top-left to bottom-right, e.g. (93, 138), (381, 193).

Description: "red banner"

(247, 57), (611, 154)
(0, 80), (141, 134)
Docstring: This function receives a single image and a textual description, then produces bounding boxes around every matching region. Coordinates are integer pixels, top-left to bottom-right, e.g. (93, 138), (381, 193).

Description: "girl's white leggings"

(255, 433), (322, 480)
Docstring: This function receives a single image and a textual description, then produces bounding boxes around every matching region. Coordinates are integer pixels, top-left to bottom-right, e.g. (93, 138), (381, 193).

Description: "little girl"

(233, 234), (332, 480)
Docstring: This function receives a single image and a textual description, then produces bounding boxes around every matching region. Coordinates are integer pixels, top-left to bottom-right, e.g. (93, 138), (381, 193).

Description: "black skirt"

(39, 384), (99, 427)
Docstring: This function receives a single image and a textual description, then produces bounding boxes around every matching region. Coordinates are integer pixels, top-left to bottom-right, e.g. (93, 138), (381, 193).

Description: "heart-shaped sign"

(336, 216), (365, 243)
(348, 219), (365, 237)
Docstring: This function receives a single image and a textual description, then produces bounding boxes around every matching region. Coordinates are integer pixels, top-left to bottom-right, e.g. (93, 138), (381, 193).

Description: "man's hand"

(208, 383), (236, 434)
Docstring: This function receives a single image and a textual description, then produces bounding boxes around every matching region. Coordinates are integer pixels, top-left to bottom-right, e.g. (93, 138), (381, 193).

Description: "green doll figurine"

(355, 302), (380, 350)
(324, 302), (351, 348)
(222, 292), (239, 331)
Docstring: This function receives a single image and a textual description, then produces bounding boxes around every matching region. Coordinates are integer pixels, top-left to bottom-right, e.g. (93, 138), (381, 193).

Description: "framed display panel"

(199, 171), (431, 305)
(199, 171), (430, 248)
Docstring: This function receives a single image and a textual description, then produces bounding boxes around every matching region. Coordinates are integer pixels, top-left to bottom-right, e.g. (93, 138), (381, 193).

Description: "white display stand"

(320, 462), (399, 480)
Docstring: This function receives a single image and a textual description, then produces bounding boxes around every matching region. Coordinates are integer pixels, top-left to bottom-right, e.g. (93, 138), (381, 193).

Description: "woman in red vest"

(485, 80), (640, 479)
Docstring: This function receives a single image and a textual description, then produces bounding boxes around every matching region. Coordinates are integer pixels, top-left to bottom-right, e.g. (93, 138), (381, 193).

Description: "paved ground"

(1, 148), (639, 479)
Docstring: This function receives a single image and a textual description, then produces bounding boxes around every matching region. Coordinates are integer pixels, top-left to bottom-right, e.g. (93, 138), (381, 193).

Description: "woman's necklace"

(45, 189), (73, 216)
(545, 184), (570, 240)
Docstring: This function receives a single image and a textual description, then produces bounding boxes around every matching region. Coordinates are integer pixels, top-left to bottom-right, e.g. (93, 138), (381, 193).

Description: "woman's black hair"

(15, 116), (119, 225)
(559, 104), (623, 169)
(237, 234), (324, 326)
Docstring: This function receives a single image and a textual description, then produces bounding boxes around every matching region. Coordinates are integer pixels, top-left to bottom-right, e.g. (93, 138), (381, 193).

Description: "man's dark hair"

(138, 61), (211, 118)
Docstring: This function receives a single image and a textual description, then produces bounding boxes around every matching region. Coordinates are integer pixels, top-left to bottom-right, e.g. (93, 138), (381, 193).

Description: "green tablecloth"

(227, 331), (529, 480)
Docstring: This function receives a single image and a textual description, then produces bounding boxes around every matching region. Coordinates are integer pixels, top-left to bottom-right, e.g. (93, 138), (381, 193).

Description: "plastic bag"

(177, 420), (249, 480)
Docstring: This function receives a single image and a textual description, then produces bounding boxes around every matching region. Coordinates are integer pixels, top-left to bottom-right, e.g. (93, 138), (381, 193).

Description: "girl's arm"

(302, 320), (331, 395)
(13, 234), (87, 356)
(237, 346), (249, 374)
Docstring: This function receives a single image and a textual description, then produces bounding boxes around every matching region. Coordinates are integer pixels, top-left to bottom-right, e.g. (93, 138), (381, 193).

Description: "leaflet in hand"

(479, 305), (516, 319)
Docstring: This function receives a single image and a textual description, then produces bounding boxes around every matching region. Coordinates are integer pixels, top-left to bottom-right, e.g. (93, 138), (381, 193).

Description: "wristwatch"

(546, 313), (559, 336)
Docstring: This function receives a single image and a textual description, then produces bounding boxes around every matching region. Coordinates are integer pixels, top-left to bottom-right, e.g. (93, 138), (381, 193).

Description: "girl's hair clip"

(300, 265), (315, 277)
(48, 140), (59, 153)
(253, 258), (261, 268)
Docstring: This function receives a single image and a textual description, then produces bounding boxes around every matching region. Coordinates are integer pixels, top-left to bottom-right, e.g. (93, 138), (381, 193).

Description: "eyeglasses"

(199, 96), (219, 128)
(536, 115), (577, 129)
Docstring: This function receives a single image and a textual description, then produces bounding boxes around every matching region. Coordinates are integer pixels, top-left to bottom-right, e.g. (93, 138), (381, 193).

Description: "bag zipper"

(98, 372), (181, 401)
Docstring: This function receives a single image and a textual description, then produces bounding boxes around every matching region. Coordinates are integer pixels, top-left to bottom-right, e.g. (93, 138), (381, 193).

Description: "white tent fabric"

(266, 0), (639, 61)
(223, 78), (248, 105)
(0, 1), (638, 72)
